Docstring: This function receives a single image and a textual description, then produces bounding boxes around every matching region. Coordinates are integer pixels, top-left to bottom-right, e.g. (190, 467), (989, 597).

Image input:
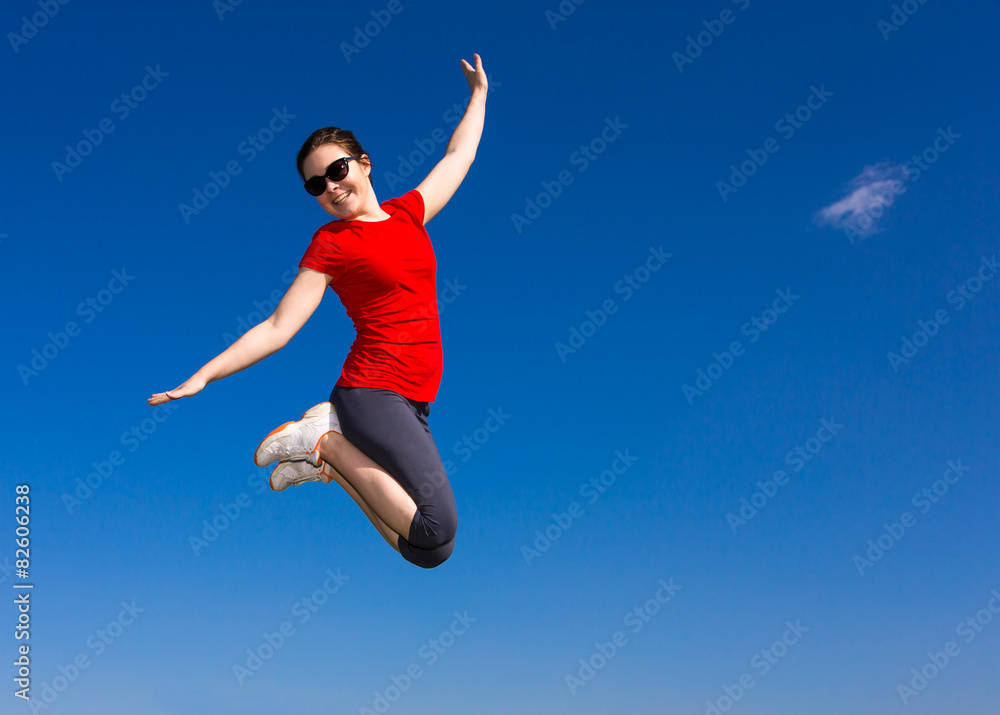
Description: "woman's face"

(302, 143), (371, 219)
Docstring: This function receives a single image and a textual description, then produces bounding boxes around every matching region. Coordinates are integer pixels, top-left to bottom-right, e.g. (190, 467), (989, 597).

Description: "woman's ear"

(361, 154), (374, 185)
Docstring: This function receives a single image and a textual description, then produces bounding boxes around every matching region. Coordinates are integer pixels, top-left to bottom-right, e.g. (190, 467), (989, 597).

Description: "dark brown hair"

(296, 127), (373, 185)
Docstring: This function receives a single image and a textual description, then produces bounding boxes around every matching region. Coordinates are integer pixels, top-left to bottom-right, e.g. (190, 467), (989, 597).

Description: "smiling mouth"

(332, 191), (352, 205)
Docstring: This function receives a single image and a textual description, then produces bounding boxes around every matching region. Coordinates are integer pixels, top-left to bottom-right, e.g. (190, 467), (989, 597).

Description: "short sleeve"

(299, 229), (347, 284)
(384, 190), (425, 227)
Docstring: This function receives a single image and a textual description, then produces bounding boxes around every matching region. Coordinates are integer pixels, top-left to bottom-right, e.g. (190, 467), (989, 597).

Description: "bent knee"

(414, 537), (455, 569)
(409, 512), (457, 552)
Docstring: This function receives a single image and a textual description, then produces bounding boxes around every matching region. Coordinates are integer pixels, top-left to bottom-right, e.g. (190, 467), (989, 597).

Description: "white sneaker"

(253, 402), (341, 467)
(269, 458), (334, 492)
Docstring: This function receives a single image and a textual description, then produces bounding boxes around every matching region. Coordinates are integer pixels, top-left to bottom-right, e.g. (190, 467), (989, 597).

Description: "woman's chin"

(325, 203), (354, 219)
(328, 193), (363, 218)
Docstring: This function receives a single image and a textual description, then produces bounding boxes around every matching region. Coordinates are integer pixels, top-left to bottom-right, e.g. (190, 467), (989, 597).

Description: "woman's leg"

(317, 433), (419, 540)
(319, 461), (402, 553)
(321, 386), (458, 568)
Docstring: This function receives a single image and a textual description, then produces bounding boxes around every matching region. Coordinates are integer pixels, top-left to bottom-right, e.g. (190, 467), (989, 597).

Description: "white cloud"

(813, 161), (910, 241)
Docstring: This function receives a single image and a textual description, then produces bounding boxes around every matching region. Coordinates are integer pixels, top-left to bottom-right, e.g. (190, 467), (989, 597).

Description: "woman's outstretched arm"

(148, 268), (331, 405)
(415, 53), (488, 225)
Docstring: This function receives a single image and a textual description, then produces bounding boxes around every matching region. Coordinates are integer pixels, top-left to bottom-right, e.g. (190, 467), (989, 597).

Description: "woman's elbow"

(261, 318), (295, 351)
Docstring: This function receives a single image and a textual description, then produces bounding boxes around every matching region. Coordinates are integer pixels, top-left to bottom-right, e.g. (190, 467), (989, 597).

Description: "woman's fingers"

(148, 390), (174, 405)
(148, 385), (185, 406)
(150, 376), (207, 406)
(461, 53), (487, 92)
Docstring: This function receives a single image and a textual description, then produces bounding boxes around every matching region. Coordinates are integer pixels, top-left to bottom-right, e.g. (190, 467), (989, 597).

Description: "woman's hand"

(148, 374), (207, 406)
(415, 55), (488, 224)
(461, 53), (488, 96)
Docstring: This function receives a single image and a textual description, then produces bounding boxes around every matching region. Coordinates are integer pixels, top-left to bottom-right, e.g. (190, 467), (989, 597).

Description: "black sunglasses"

(304, 157), (359, 196)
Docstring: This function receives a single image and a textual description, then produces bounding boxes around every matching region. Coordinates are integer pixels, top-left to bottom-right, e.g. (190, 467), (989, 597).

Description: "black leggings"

(331, 386), (457, 569)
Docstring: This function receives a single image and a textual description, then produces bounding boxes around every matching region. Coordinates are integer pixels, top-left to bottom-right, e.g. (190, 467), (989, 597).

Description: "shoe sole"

(254, 402), (333, 467)
(269, 458), (331, 492)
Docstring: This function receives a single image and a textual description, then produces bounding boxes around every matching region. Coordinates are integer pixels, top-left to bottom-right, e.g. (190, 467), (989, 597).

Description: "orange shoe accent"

(253, 421), (294, 466)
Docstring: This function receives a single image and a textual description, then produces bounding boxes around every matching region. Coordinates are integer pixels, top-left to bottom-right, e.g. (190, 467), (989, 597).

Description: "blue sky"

(2, 0), (999, 713)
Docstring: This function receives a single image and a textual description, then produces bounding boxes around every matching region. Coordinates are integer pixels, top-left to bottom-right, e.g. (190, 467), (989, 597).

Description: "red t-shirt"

(298, 190), (442, 402)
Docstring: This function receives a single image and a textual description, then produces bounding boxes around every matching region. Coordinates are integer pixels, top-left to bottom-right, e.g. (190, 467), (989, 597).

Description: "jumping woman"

(148, 54), (488, 569)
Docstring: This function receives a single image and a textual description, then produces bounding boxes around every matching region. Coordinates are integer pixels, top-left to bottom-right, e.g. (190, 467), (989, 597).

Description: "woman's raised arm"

(148, 267), (331, 405)
(415, 53), (488, 225)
